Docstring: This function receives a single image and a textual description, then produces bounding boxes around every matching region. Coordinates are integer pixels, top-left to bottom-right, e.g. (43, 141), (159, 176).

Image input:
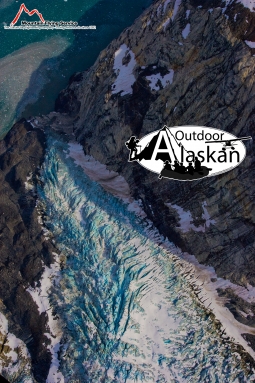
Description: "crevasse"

(38, 131), (254, 382)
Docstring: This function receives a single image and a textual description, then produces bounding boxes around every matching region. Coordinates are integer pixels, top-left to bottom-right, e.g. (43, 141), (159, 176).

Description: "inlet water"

(0, 0), (152, 137)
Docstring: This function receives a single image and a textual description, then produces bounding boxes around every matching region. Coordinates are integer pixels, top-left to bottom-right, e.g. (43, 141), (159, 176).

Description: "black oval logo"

(125, 125), (251, 181)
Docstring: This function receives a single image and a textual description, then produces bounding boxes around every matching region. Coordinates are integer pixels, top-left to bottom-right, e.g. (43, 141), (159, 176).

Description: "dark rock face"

(218, 288), (255, 327)
(0, 120), (54, 382)
(55, 88), (81, 116)
(53, 0), (255, 288)
(55, 72), (82, 116)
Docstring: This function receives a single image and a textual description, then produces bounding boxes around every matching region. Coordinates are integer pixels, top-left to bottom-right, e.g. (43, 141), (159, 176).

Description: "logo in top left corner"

(4, 3), (96, 30)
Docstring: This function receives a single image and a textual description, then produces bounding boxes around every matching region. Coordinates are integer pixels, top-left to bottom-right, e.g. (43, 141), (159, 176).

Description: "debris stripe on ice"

(67, 142), (146, 218)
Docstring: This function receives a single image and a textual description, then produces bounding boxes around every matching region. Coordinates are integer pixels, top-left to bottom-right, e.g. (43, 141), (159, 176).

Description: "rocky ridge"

(0, 120), (57, 382)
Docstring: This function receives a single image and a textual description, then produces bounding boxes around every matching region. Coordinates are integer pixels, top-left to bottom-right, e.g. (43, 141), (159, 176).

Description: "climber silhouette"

(125, 136), (140, 161)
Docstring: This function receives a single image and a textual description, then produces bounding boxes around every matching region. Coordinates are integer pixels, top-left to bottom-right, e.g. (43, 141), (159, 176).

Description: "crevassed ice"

(36, 131), (255, 382)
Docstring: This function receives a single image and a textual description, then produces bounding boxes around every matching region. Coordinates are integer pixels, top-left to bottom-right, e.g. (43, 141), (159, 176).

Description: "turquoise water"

(0, 0), (152, 137)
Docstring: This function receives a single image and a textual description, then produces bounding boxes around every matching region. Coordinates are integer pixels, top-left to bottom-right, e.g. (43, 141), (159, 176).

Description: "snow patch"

(201, 201), (216, 226)
(24, 172), (34, 191)
(165, 201), (215, 233)
(225, 0), (255, 12)
(0, 312), (32, 377)
(245, 40), (255, 48)
(26, 254), (64, 383)
(171, 0), (182, 20)
(146, 69), (174, 91)
(240, 0), (255, 10)
(157, 3), (162, 15)
(112, 44), (136, 96)
(163, 0), (172, 13)
(182, 23), (190, 38)
(162, 17), (170, 30)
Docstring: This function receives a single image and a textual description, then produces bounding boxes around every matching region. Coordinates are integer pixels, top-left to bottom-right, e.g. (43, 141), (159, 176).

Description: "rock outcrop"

(0, 120), (56, 382)
(54, 0), (255, 289)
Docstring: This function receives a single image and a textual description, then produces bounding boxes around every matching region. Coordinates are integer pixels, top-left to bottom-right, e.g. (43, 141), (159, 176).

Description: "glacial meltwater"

(0, 0), (152, 137)
(34, 131), (255, 382)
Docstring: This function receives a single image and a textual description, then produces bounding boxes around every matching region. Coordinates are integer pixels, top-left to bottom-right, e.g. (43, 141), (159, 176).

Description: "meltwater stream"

(38, 132), (254, 382)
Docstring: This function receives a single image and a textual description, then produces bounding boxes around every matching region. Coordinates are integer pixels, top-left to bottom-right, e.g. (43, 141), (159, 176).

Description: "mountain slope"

(53, 0), (255, 287)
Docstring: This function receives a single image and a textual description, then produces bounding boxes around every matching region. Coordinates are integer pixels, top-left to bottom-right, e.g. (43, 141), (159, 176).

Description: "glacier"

(34, 131), (255, 382)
